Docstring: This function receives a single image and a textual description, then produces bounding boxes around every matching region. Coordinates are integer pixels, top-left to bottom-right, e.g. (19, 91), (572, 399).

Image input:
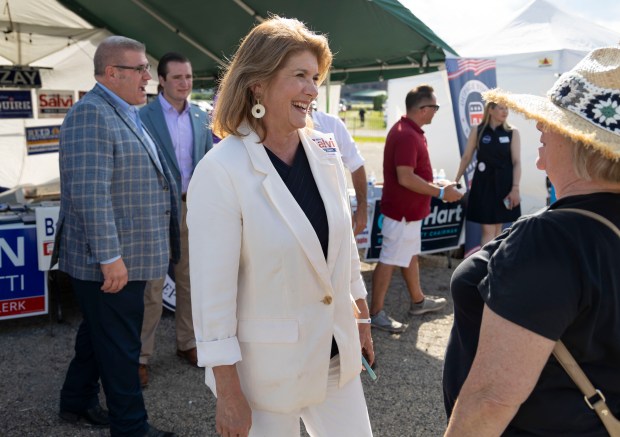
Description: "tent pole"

(325, 73), (331, 113)
(231, 0), (265, 22)
(16, 24), (22, 65)
(130, 0), (225, 66)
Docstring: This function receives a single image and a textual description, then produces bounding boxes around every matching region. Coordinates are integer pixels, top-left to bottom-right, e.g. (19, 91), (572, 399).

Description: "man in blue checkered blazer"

(53, 36), (179, 437)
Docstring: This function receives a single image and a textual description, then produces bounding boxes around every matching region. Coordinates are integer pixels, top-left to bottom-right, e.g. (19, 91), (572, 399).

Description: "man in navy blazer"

(53, 36), (179, 437)
(138, 52), (213, 386)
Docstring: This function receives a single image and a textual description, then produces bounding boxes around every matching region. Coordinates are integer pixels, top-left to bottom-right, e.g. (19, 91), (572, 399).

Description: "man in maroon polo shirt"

(370, 85), (463, 333)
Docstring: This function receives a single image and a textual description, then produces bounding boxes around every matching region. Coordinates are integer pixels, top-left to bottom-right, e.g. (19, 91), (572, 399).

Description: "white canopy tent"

(408, 0), (620, 215)
(0, 0), (158, 190)
(0, 0), (97, 65)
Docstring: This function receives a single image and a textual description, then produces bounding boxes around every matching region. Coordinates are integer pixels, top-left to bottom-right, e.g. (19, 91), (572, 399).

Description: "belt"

(181, 193), (187, 202)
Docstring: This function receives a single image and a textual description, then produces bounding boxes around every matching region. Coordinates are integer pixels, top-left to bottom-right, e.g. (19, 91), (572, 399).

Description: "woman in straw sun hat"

(443, 46), (620, 436)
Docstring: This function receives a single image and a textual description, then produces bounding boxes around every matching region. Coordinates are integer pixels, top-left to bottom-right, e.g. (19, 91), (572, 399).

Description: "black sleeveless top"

(265, 143), (339, 358)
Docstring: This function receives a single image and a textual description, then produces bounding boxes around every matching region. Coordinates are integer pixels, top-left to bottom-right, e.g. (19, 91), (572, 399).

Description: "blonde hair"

(477, 101), (513, 146)
(572, 140), (620, 183)
(213, 16), (332, 141)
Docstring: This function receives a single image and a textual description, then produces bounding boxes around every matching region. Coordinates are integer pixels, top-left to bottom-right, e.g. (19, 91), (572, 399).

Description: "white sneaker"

(371, 310), (406, 333)
(408, 297), (447, 316)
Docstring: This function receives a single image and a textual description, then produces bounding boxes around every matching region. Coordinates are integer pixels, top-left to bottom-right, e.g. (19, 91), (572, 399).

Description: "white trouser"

(249, 355), (373, 436)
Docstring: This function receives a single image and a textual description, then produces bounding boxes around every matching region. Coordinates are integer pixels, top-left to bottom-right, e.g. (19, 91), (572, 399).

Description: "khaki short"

(378, 216), (422, 267)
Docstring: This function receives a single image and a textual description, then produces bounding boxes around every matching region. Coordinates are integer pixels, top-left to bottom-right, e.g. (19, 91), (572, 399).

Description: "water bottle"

(437, 168), (446, 181)
(432, 168), (438, 182)
(367, 172), (376, 198)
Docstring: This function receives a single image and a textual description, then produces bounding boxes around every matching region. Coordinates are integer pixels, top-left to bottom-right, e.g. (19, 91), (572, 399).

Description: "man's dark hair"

(157, 52), (191, 79)
(405, 85), (435, 111)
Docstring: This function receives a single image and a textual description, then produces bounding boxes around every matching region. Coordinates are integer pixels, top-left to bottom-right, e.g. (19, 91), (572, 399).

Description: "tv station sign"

(0, 224), (47, 320)
(0, 66), (42, 89)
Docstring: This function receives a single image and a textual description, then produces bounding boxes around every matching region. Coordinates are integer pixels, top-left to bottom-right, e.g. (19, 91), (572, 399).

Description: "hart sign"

(361, 187), (465, 262)
(0, 224), (47, 320)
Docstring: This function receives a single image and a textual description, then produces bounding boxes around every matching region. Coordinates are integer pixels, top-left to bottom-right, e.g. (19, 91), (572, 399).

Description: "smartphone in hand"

(503, 198), (512, 209)
(362, 355), (377, 381)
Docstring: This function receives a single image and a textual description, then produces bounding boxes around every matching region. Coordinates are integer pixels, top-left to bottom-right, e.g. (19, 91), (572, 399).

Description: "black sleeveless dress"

(466, 124), (521, 224)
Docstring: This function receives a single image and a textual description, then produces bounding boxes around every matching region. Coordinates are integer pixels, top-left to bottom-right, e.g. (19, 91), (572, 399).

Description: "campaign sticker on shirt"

(481, 134), (492, 144)
(311, 134), (338, 156)
(478, 161), (486, 172)
(499, 136), (510, 143)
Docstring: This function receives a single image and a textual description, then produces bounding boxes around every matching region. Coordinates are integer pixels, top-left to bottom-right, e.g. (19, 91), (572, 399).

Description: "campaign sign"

(420, 198), (465, 253)
(364, 199), (384, 262)
(0, 224), (47, 320)
(162, 274), (177, 312)
(446, 58), (498, 256)
(25, 125), (61, 155)
(161, 263), (177, 312)
(0, 66), (42, 88)
(35, 206), (60, 271)
(364, 198), (465, 262)
(0, 90), (33, 119)
(37, 90), (74, 118)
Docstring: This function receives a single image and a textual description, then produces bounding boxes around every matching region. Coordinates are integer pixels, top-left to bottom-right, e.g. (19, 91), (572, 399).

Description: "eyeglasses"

(419, 104), (440, 111)
(113, 64), (151, 74)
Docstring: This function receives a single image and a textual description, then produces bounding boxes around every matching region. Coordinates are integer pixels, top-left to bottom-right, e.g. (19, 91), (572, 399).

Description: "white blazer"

(187, 126), (367, 413)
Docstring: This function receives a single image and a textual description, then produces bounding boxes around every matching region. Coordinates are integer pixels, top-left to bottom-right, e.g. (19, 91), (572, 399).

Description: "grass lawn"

(353, 136), (386, 143)
(339, 109), (386, 130)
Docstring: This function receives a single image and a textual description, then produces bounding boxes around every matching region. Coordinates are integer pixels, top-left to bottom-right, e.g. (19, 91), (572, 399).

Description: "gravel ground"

(0, 253), (459, 437)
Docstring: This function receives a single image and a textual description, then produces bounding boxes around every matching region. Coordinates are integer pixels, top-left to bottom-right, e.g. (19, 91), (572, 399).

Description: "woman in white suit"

(187, 16), (374, 437)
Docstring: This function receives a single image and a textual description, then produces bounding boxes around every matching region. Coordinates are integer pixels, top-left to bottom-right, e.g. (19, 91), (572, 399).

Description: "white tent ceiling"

(454, 0), (620, 58)
(0, 0), (161, 189)
(0, 0), (98, 65)
(421, 0), (620, 215)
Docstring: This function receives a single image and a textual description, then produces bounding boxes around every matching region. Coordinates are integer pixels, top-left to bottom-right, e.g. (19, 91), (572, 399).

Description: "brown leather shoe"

(139, 364), (149, 388)
(176, 347), (198, 367)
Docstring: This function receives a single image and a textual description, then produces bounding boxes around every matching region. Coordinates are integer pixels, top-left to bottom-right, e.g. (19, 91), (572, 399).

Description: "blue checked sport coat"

(53, 84), (180, 281)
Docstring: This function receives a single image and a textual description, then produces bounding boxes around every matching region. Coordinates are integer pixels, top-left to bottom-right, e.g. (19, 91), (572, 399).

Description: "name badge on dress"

(499, 136), (510, 144)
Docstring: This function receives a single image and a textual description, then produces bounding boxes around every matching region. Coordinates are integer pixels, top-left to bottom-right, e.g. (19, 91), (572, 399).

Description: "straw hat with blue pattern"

(484, 46), (620, 161)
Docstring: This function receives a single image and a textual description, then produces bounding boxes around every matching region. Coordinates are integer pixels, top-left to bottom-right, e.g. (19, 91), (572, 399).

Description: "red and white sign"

(37, 90), (74, 118)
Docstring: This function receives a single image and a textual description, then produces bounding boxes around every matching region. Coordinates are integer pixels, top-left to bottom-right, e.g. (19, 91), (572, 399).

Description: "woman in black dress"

(455, 102), (521, 246)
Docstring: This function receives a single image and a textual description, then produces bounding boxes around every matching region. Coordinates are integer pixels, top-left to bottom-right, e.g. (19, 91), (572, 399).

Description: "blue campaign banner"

(446, 59), (497, 256)
(0, 224), (47, 320)
(0, 66), (42, 88)
(0, 90), (34, 119)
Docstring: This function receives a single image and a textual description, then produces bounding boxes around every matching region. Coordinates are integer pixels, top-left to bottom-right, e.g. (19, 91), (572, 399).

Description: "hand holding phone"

(503, 197), (512, 209)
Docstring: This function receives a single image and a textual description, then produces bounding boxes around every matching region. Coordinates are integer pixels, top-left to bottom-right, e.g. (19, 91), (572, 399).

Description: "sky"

(402, 0), (620, 48)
